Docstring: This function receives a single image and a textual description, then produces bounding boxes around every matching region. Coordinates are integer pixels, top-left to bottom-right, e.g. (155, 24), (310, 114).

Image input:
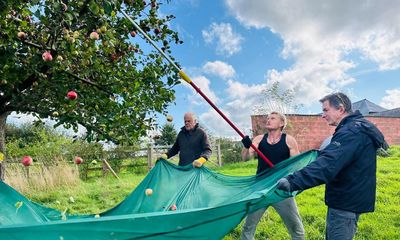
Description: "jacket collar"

(181, 123), (199, 133)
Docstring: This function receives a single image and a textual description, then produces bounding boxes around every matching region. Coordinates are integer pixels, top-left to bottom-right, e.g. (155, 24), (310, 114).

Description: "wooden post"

(102, 160), (107, 177)
(147, 144), (153, 170)
(217, 141), (222, 166)
(102, 159), (120, 180)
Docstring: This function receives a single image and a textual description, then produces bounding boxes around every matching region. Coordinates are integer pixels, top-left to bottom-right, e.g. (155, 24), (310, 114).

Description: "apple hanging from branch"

(67, 91), (78, 100)
(74, 156), (83, 165)
(42, 51), (53, 61)
(21, 156), (33, 166)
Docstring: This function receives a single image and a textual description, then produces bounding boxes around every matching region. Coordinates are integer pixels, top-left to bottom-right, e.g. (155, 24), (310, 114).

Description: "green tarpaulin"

(0, 150), (318, 240)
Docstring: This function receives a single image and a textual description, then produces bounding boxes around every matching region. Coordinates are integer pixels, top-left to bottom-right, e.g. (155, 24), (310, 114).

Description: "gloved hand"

(193, 157), (207, 168)
(276, 178), (291, 192)
(157, 153), (168, 162)
(241, 136), (252, 149)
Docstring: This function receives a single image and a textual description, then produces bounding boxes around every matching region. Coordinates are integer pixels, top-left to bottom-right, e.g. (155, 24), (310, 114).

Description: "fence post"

(217, 141), (222, 166)
(147, 144), (153, 170)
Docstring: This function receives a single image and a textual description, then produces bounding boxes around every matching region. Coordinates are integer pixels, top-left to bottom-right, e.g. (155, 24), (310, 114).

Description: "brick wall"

(251, 114), (400, 152)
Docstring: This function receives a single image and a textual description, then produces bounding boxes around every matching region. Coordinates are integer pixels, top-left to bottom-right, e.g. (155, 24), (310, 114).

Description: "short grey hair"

(319, 92), (352, 113)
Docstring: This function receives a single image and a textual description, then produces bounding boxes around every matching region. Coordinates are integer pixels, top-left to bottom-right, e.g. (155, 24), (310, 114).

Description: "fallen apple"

(21, 156), (33, 166)
(169, 204), (177, 211)
(52, 111), (59, 117)
(42, 51), (53, 61)
(67, 90), (78, 100)
(74, 156), (83, 164)
(145, 188), (153, 196)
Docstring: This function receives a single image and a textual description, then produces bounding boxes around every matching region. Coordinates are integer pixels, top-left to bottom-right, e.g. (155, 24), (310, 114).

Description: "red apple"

(67, 91), (78, 100)
(154, 28), (161, 34)
(21, 156), (33, 166)
(151, 2), (157, 8)
(42, 51), (53, 61)
(17, 31), (26, 40)
(169, 204), (177, 211)
(130, 31), (136, 37)
(90, 31), (99, 40)
(74, 156), (83, 165)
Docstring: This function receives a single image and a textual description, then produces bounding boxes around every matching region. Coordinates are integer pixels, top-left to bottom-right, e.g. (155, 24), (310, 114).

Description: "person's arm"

(167, 134), (180, 158)
(241, 135), (263, 161)
(286, 130), (362, 191)
(286, 134), (300, 157)
(200, 130), (212, 159)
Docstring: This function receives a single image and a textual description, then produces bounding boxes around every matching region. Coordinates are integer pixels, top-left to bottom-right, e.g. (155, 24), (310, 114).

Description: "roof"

(369, 107), (400, 117)
(352, 99), (387, 115)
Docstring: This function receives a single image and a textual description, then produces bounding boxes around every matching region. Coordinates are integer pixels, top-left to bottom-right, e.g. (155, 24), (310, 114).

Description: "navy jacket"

(167, 124), (212, 166)
(287, 111), (387, 213)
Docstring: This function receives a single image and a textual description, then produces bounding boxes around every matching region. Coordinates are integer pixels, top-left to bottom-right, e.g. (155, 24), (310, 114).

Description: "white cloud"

(183, 75), (219, 105)
(202, 22), (244, 56)
(225, 0), (400, 104)
(198, 80), (266, 138)
(202, 61), (236, 79)
(380, 88), (400, 109)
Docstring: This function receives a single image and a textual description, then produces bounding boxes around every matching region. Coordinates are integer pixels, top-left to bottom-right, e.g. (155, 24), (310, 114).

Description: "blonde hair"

(269, 111), (287, 130)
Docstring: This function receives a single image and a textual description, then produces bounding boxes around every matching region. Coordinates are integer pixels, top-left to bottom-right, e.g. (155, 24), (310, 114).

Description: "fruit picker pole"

(120, 10), (274, 168)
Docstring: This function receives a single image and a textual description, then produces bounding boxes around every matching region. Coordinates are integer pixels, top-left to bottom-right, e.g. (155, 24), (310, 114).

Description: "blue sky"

(153, 0), (400, 138)
(8, 0), (400, 139)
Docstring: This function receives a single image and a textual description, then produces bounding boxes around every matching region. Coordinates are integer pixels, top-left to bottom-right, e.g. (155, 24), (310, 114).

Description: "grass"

(8, 146), (400, 239)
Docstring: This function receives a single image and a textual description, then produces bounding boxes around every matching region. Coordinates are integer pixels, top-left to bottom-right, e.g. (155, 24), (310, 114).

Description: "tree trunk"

(0, 112), (10, 181)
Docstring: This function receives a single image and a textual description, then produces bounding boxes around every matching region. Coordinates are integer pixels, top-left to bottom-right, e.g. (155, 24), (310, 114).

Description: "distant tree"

(253, 81), (303, 115)
(155, 123), (176, 145)
(0, 0), (182, 179)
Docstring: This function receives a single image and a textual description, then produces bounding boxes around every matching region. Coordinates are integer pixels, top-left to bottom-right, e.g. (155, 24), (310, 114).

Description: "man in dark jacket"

(163, 112), (212, 167)
(277, 92), (387, 240)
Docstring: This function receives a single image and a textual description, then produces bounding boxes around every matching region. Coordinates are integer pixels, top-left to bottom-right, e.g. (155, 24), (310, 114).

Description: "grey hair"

(319, 92), (352, 113)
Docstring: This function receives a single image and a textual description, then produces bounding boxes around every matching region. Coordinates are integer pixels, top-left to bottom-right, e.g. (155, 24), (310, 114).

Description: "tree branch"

(64, 71), (113, 95)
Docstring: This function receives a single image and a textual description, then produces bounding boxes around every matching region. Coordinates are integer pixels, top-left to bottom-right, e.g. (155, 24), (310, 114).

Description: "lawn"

(19, 146), (400, 239)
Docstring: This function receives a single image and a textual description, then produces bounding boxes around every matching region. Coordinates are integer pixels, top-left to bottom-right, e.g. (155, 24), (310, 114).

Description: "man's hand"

(276, 178), (291, 192)
(157, 153), (168, 162)
(193, 157), (207, 168)
(241, 136), (252, 149)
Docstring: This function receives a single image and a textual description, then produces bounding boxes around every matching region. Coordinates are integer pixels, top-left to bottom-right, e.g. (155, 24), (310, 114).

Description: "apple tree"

(0, 0), (183, 180)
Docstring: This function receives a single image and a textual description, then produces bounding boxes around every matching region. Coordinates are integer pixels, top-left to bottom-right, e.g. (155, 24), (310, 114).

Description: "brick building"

(251, 99), (400, 152)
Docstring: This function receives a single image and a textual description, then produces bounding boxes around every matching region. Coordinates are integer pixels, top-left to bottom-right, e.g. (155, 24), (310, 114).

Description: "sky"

(155, 0), (400, 138)
(8, 0), (400, 139)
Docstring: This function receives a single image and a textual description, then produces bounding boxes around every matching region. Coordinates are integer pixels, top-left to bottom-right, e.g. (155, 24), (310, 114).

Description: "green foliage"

(218, 138), (243, 164)
(154, 122), (176, 145)
(6, 123), (103, 164)
(0, 0), (182, 144)
(253, 81), (303, 115)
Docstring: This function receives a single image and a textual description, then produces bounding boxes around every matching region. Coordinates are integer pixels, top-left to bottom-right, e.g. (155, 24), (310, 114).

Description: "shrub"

(219, 138), (243, 164)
